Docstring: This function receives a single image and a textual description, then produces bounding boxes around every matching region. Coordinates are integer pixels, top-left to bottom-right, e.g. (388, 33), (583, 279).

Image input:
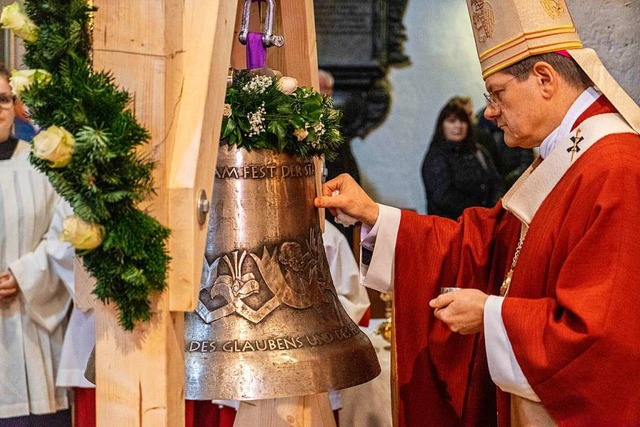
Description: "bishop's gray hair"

(503, 53), (593, 90)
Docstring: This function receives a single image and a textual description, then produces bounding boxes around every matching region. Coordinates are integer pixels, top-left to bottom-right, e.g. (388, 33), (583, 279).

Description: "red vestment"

(393, 98), (640, 426)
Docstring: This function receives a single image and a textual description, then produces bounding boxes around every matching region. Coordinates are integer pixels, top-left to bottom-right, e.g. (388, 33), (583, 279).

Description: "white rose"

(32, 125), (75, 168)
(0, 2), (37, 42)
(223, 103), (232, 117)
(60, 215), (106, 251)
(293, 128), (308, 141)
(276, 76), (298, 95)
(10, 69), (52, 97)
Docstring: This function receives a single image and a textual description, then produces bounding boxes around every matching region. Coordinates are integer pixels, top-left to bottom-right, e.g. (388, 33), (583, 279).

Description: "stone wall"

(352, 0), (640, 214)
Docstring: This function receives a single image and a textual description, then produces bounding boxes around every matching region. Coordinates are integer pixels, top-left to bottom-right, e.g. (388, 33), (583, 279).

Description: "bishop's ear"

(531, 61), (557, 99)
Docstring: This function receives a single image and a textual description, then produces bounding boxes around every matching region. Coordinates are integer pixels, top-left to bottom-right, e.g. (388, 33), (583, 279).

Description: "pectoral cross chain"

(500, 232), (526, 297)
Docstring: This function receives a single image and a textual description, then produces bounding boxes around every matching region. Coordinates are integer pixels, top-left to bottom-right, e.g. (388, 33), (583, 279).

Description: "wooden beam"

(273, 0), (319, 88)
(235, 395), (336, 427)
(92, 1), (185, 425)
(168, 0), (239, 311)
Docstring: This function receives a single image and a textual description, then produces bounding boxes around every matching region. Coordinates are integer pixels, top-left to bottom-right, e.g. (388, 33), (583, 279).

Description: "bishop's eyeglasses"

(483, 70), (530, 110)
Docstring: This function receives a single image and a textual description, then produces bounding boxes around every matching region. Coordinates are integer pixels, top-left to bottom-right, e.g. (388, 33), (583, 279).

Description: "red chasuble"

(392, 98), (640, 426)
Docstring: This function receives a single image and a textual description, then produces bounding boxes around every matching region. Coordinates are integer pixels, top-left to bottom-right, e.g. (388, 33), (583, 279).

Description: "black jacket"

(421, 139), (504, 219)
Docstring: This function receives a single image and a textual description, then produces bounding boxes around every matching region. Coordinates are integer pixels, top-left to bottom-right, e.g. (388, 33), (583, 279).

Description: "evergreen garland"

(7, 0), (170, 330)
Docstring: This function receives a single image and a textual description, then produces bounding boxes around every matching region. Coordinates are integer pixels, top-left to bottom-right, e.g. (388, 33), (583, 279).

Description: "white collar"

(539, 87), (601, 159)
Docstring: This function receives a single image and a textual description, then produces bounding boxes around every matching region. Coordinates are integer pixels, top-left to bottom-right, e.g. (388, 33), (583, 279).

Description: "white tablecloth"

(339, 319), (392, 427)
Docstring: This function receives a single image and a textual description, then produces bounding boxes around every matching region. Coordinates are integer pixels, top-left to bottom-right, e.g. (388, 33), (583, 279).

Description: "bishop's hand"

(314, 173), (379, 227)
(429, 289), (489, 335)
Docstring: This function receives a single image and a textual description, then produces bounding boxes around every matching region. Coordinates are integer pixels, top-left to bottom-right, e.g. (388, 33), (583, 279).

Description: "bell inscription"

(187, 322), (361, 354)
(215, 161), (315, 180)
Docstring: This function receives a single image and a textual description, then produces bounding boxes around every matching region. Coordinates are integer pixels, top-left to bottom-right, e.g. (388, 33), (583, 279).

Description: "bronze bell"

(185, 145), (381, 400)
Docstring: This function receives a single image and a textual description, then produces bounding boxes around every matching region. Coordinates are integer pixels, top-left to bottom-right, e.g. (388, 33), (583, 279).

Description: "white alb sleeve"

(484, 295), (541, 402)
(359, 204), (401, 295)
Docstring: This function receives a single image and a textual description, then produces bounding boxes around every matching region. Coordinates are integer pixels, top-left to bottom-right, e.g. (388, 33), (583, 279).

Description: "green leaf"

(267, 120), (286, 141)
(238, 119), (251, 133)
(276, 103), (293, 115)
(222, 118), (236, 138)
(302, 100), (323, 121)
(289, 116), (306, 129)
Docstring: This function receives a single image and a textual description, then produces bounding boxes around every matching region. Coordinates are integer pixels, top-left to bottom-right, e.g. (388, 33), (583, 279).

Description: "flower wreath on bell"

(0, 1), (170, 330)
(221, 68), (343, 160)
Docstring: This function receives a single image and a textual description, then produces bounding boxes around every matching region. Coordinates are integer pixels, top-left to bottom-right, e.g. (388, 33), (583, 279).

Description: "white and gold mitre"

(466, 0), (582, 79)
(465, 0), (640, 132)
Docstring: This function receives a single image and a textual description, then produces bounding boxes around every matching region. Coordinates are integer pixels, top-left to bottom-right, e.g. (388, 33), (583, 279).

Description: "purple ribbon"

(246, 32), (267, 69)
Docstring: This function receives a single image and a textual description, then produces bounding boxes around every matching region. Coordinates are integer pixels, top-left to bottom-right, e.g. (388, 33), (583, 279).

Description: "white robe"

(0, 141), (71, 417)
(323, 221), (370, 411)
(323, 221), (370, 324)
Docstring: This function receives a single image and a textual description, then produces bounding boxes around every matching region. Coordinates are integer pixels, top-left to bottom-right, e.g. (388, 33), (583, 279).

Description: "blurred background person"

(318, 69), (334, 97)
(421, 100), (504, 219)
(446, 96), (534, 190)
(0, 63), (72, 426)
(447, 95), (500, 173)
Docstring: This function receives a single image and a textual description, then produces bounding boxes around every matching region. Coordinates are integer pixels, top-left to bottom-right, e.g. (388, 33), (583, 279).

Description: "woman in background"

(421, 100), (504, 219)
(0, 63), (72, 426)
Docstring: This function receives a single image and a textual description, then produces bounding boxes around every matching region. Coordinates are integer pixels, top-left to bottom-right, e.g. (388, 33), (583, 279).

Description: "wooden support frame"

(91, 1), (187, 424)
(91, 1), (323, 425)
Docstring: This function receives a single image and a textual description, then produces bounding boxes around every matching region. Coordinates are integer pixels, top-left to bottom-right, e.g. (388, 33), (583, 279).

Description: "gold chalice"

(374, 292), (393, 349)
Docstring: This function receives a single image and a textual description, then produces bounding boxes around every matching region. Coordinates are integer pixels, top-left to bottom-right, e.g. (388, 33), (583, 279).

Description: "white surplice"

(0, 140), (72, 417)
